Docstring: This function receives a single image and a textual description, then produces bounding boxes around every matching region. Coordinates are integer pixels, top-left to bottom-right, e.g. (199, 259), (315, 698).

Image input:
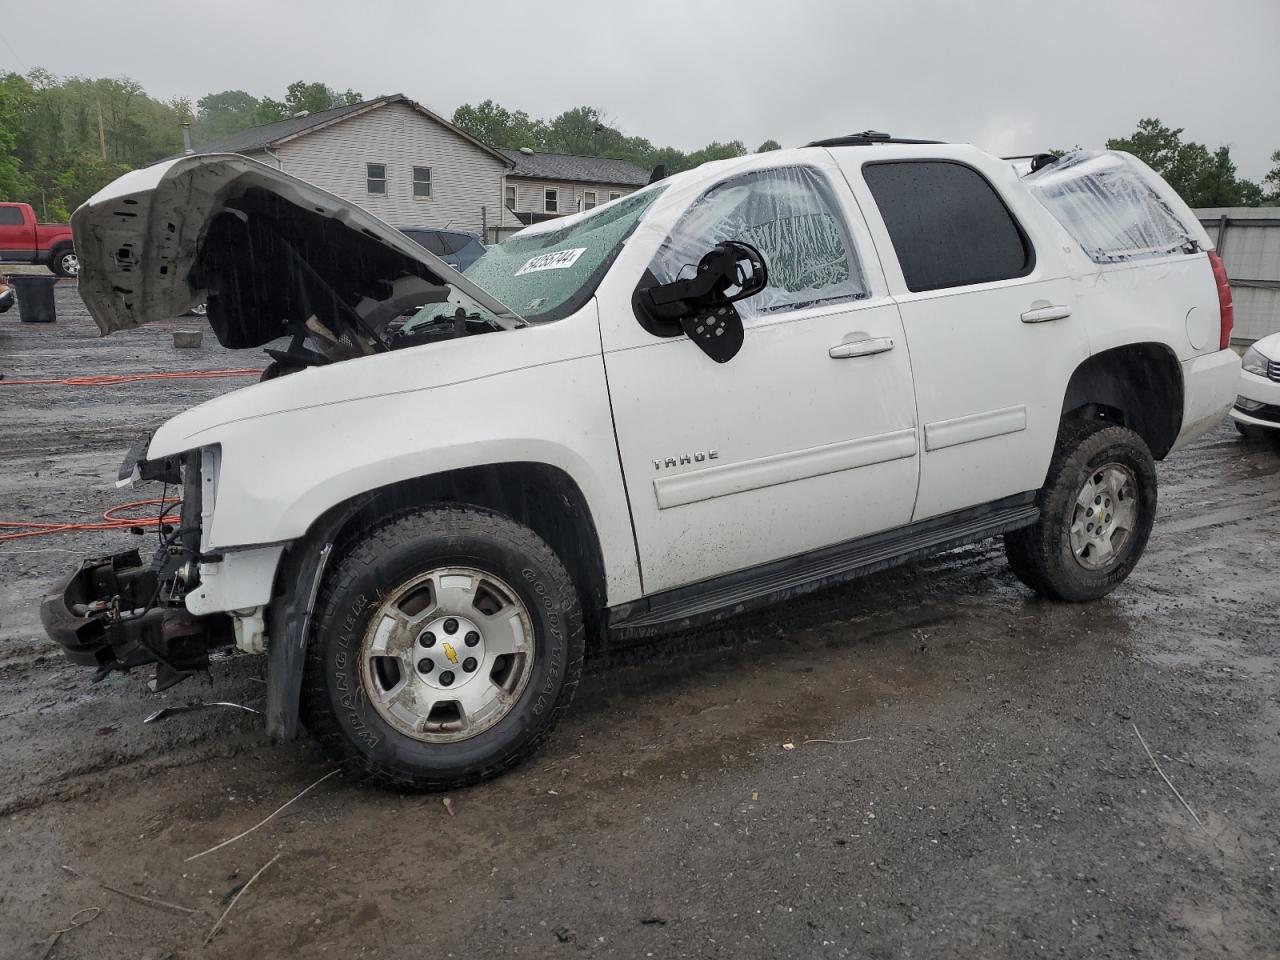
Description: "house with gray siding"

(191, 94), (511, 238)
(496, 149), (651, 240)
(189, 94), (654, 244)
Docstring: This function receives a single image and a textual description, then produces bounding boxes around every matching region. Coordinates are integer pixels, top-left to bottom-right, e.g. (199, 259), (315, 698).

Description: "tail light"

(1208, 250), (1233, 349)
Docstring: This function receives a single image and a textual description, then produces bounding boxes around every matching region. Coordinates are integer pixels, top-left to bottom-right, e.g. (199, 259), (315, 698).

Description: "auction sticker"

(515, 248), (587, 276)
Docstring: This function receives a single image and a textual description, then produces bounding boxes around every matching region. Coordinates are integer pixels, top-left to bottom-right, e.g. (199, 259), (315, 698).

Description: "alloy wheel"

(1069, 462), (1139, 570)
(360, 566), (534, 743)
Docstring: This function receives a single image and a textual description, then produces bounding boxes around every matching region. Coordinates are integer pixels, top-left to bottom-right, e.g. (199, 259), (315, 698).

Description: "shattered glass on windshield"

(406, 186), (665, 328)
(1026, 150), (1199, 263)
(648, 165), (868, 319)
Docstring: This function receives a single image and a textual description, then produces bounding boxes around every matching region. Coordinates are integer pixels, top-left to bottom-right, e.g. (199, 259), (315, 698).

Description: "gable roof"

(500, 149), (650, 187)
(190, 94), (512, 166)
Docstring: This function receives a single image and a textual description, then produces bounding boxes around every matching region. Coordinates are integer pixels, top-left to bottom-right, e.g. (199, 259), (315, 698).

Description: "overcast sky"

(4, 0), (1277, 179)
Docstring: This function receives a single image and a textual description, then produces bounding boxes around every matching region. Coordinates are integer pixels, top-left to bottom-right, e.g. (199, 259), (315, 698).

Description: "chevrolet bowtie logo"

(442, 642), (459, 665)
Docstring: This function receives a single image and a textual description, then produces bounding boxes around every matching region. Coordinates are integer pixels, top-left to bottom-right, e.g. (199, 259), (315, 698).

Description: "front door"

(599, 158), (921, 595)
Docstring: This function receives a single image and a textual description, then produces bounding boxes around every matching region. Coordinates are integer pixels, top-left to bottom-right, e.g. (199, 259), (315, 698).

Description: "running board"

(607, 493), (1038, 639)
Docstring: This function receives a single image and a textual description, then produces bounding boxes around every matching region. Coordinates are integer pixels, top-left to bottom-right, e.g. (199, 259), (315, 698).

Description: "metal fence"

(1196, 207), (1280, 344)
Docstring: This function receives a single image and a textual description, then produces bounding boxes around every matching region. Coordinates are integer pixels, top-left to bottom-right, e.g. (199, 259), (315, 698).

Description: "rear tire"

(301, 504), (584, 791)
(1005, 420), (1157, 602)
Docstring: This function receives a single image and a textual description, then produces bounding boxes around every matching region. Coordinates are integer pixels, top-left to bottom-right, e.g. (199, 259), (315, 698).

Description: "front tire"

(1005, 421), (1157, 602)
(301, 505), (584, 790)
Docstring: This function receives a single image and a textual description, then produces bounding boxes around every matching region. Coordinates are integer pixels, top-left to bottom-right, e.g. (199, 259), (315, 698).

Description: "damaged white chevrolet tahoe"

(44, 134), (1239, 789)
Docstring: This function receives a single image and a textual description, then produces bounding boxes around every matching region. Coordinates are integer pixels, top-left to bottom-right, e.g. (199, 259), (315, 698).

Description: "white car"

(45, 138), (1239, 789)
(1231, 332), (1280, 439)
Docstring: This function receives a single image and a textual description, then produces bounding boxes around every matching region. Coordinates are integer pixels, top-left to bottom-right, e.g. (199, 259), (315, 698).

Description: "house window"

(366, 163), (386, 195)
(504, 183), (517, 210)
(609, 191), (622, 201)
(413, 166), (432, 199)
(583, 190), (598, 210)
(544, 188), (559, 213)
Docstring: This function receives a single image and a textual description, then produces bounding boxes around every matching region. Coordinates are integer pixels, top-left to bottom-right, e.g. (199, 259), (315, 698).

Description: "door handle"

(1021, 304), (1072, 323)
(829, 336), (894, 359)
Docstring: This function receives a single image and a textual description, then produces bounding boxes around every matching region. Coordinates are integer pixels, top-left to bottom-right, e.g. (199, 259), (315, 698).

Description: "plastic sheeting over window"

(648, 165), (868, 319)
(1025, 150), (1198, 264)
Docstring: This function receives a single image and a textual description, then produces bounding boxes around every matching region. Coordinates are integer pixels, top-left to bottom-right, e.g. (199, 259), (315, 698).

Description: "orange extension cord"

(0, 368), (262, 387)
(0, 497), (181, 543)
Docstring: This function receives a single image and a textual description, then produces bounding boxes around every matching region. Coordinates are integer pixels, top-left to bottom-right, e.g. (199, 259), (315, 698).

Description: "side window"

(406, 231), (447, 256)
(442, 233), (472, 255)
(0, 206), (24, 226)
(1025, 150), (1196, 262)
(648, 165), (869, 320)
(863, 160), (1033, 293)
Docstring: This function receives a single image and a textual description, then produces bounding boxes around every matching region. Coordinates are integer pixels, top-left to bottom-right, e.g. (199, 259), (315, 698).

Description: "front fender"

(193, 358), (640, 605)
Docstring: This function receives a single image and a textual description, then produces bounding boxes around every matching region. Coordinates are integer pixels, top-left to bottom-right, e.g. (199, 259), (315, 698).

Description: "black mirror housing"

(633, 241), (767, 363)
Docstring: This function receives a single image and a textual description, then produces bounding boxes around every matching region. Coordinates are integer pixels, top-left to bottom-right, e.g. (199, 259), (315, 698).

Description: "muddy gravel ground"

(1, 286), (1278, 959)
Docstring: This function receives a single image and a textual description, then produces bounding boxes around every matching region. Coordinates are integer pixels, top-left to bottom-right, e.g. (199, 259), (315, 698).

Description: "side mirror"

(638, 241), (767, 363)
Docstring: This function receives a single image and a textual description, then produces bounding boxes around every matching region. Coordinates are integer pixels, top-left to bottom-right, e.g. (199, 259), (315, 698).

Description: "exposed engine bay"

(192, 187), (506, 377)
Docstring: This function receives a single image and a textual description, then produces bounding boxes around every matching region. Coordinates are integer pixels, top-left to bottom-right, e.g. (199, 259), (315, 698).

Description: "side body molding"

(924, 405), (1028, 451)
(654, 429), (918, 509)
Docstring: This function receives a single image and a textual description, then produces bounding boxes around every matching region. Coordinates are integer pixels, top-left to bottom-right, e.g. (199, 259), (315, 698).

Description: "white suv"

(45, 137), (1239, 789)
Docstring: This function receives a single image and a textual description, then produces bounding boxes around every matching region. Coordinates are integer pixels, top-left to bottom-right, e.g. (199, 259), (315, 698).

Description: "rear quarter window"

(863, 160), (1033, 293)
(1025, 150), (1198, 263)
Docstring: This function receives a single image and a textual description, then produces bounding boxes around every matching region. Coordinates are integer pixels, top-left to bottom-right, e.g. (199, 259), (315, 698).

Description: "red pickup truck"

(0, 202), (78, 277)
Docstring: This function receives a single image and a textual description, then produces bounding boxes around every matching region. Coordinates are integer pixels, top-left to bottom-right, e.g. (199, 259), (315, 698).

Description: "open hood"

(71, 153), (523, 349)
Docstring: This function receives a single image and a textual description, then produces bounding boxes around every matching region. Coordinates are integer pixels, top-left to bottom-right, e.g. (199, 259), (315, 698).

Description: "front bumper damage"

(40, 447), (234, 691)
(40, 550), (231, 689)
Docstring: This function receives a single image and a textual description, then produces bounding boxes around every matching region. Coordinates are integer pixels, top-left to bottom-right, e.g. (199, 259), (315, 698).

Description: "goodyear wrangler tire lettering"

(300, 505), (584, 792)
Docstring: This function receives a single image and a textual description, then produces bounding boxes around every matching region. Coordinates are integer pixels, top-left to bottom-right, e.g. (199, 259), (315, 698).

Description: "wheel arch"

(324, 461), (609, 625)
(1060, 342), (1184, 459)
(266, 460), (610, 741)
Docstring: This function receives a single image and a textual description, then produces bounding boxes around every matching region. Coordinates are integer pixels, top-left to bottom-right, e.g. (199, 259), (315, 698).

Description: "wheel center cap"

(416, 614), (485, 691)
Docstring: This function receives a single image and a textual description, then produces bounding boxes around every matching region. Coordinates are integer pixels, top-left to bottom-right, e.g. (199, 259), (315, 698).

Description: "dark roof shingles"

(190, 99), (377, 155)
(500, 149), (649, 186)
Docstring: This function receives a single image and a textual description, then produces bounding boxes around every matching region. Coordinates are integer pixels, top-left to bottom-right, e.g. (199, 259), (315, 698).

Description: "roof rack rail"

(806, 130), (945, 148)
(1002, 152), (1061, 172)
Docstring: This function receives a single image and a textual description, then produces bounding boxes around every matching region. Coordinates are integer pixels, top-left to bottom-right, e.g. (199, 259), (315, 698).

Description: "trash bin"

(10, 275), (58, 323)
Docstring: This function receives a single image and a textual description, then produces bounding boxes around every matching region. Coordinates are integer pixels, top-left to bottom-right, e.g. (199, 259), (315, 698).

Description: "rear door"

(600, 157), (921, 594)
(838, 154), (1088, 521)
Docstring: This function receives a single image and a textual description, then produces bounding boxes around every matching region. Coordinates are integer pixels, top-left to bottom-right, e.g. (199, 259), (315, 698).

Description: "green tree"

(194, 89), (261, 141)
(756, 139), (781, 152)
(452, 99), (754, 175)
(452, 99), (547, 150)
(684, 140), (747, 169)
(0, 73), (34, 200)
(1264, 149), (1280, 204)
(257, 81), (362, 123)
(1106, 118), (1263, 208)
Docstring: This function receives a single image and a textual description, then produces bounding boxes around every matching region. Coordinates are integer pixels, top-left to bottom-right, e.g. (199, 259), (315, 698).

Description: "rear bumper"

(41, 550), (231, 686)
(1170, 349), (1240, 453)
